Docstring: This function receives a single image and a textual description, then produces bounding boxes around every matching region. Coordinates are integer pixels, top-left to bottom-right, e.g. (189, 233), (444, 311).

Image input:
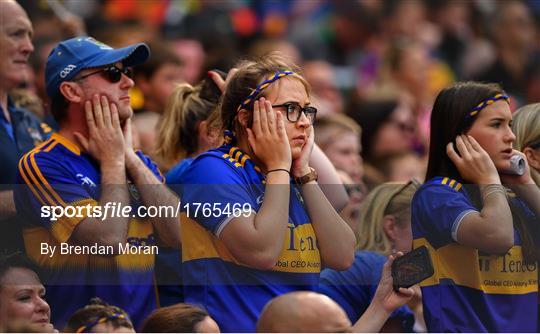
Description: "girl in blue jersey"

(156, 70), (351, 308)
(412, 82), (540, 332)
(179, 53), (356, 332)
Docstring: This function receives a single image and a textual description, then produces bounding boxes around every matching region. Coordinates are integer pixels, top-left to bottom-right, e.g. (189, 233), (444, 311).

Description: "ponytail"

(156, 83), (215, 166)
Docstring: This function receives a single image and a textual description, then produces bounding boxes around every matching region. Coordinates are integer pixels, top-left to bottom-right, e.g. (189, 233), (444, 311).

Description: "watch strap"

(295, 167), (318, 185)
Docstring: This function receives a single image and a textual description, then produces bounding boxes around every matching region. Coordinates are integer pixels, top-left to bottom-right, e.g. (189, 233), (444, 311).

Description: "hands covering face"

(246, 97), (292, 172)
(74, 95), (136, 164)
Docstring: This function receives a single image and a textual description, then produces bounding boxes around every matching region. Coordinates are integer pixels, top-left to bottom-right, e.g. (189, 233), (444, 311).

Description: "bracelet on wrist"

(266, 168), (290, 176)
(482, 189), (507, 202)
(482, 184), (506, 194)
(482, 184), (508, 202)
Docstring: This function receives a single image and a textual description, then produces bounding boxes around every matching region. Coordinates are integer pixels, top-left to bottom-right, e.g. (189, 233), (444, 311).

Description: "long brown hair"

(426, 82), (504, 182)
(427, 82), (538, 263)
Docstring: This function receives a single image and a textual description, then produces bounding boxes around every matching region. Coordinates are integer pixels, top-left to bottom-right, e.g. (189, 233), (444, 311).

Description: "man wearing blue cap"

(14, 36), (181, 329)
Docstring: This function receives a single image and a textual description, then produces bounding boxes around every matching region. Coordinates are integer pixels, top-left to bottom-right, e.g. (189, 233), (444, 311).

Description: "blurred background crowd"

(15, 0), (540, 189)
(2, 0), (540, 332)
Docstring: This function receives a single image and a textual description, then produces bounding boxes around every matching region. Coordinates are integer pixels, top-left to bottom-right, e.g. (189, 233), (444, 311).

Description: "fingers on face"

(88, 95), (123, 132)
(461, 134), (474, 153)
(84, 101), (96, 132)
(110, 102), (120, 128)
(246, 128), (254, 146)
(264, 99), (276, 134)
(467, 135), (483, 152)
(455, 136), (471, 160)
(446, 142), (461, 164)
(258, 98), (270, 133)
(100, 95), (112, 125)
(252, 100), (262, 135)
(92, 95), (104, 127)
(275, 110), (286, 136)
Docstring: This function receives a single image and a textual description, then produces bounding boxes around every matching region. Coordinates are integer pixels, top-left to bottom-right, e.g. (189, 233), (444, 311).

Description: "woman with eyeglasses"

(320, 181), (422, 332)
(412, 82), (540, 332)
(512, 103), (540, 187)
(179, 53), (356, 332)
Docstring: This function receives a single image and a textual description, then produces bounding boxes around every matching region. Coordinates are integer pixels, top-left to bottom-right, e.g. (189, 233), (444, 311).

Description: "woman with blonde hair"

(319, 181), (420, 332)
(314, 114), (363, 184)
(156, 75), (223, 179)
(179, 53), (356, 332)
(154, 73), (224, 307)
(512, 103), (540, 186)
(355, 181), (419, 253)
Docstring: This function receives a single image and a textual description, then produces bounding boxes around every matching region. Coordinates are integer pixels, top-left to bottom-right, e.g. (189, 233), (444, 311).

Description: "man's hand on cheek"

(74, 95), (126, 165)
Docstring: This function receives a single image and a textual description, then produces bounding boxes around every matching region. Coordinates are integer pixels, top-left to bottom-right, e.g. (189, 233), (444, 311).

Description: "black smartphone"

(199, 69), (227, 104)
(391, 246), (434, 291)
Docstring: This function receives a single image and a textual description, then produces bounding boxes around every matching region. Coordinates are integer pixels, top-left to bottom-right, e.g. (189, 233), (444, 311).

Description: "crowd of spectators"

(1, 0), (539, 332)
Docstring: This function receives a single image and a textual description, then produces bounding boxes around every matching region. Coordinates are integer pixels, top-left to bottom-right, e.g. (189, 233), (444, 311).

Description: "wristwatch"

(295, 167), (318, 185)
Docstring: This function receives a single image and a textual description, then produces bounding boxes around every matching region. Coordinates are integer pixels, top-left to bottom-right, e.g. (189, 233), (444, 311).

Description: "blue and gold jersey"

(412, 177), (538, 332)
(181, 144), (321, 332)
(14, 132), (163, 329)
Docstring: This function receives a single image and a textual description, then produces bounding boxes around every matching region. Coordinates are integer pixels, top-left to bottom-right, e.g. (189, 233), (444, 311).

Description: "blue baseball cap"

(45, 36), (150, 98)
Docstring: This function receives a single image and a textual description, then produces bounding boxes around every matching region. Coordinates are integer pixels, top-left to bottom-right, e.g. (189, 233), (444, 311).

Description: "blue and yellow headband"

(237, 70), (297, 112)
(467, 93), (510, 119)
(75, 313), (127, 333)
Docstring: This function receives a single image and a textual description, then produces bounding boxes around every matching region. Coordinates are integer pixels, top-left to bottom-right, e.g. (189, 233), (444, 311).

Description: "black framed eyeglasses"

(74, 65), (133, 83)
(272, 102), (317, 124)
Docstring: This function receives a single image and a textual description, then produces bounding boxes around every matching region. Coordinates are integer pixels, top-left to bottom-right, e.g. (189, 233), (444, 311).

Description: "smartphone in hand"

(500, 155), (526, 176)
(392, 246), (434, 291)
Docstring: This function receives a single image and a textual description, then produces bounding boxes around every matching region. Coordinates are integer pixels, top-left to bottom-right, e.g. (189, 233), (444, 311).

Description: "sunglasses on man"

(74, 65), (134, 83)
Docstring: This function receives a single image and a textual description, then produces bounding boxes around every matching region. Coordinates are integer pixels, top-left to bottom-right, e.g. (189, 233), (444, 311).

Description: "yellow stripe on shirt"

(413, 238), (537, 295)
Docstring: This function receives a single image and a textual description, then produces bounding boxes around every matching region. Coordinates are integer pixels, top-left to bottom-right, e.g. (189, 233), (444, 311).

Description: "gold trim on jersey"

(413, 238), (537, 294)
